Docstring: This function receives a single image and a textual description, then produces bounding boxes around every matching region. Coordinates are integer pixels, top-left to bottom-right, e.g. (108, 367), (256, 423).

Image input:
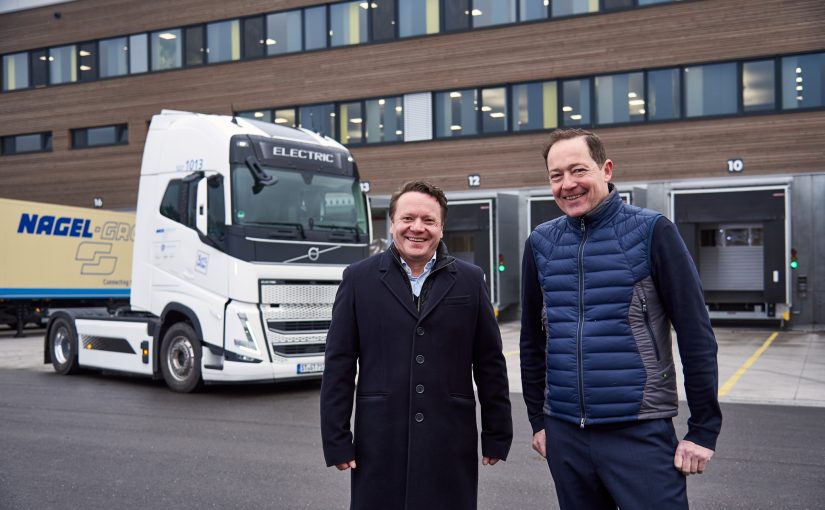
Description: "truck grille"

(260, 281), (339, 357)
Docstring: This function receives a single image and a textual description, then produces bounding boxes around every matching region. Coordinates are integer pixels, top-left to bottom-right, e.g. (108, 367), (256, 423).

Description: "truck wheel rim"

(53, 327), (70, 365)
(167, 336), (194, 382)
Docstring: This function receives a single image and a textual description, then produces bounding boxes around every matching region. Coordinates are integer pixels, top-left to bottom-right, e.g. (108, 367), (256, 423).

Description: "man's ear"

(602, 159), (614, 182)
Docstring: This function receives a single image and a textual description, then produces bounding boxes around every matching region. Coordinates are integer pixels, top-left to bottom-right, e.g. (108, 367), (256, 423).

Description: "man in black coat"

(321, 180), (513, 510)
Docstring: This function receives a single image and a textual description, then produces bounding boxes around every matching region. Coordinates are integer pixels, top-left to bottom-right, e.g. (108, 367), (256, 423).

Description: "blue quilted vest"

(529, 190), (662, 426)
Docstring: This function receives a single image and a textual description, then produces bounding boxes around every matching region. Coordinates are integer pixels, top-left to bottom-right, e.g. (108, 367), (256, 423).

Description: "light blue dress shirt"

(400, 254), (437, 297)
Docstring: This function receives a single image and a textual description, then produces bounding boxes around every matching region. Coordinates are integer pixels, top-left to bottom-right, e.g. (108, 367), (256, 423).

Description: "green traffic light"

(498, 264), (506, 272)
(790, 260), (798, 269)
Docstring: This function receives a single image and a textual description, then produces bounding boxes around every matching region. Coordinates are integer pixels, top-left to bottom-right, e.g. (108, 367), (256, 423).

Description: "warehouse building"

(1, 0), (823, 324)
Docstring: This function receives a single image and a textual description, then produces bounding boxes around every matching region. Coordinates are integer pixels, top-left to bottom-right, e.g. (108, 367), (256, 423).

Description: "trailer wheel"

(160, 323), (202, 393)
(49, 317), (80, 375)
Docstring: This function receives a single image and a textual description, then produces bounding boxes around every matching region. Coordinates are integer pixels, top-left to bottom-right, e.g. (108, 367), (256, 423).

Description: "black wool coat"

(321, 245), (513, 510)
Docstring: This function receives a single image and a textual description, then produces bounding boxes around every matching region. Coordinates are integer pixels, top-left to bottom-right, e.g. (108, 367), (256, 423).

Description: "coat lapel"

(378, 250), (419, 319)
(418, 262), (457, 323)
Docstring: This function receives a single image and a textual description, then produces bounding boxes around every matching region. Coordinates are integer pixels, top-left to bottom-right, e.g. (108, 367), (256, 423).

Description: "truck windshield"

(231, 165), (368, 239)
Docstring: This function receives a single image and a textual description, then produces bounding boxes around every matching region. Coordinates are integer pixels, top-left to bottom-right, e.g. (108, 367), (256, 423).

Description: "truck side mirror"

(196, 177), (208, 236)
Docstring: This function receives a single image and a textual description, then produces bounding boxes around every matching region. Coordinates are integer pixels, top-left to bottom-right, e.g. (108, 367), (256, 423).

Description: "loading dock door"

(673, 187), (787, 314)
(443, 200), (493, 299)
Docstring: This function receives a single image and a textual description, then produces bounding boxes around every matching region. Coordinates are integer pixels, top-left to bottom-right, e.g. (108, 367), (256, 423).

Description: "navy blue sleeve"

(519, 237), (547, 434)
(651, 218), (722, 450)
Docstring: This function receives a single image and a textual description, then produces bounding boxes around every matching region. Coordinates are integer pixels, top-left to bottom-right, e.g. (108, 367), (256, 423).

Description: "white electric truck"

(45, 110), (371, 392)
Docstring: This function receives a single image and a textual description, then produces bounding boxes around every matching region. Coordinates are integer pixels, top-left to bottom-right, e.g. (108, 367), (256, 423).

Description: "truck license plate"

(297, 362), (324, 374)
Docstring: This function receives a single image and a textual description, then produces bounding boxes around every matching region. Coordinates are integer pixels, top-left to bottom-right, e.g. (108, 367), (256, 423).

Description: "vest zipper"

(640, 294), (660, 361)
(577, 218), (587, 429)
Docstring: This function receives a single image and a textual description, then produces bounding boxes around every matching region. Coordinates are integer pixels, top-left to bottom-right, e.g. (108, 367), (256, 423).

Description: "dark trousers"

(544, 415), (688, 510)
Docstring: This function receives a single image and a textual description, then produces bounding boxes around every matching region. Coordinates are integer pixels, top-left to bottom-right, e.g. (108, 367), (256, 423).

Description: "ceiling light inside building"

(570, 114), (582, 120)
(254, 112), (264, 118)
(395, 106), (403, 112)
(79, 50), (91, 57)
(481, 106), (492, 112)
(378, 99), (385, 105)
(274, 118), (288, 124)
(350, 118), (363, 124)
(628, 92), (637, 98)
(562, 106), (573, 112)
(628, 99), (645, 106)
(158, 32), (177, 40)
(450, 91), (462, 98)
(471, 9), (482, 16)
(489, 112), (505, 118)
(451, 125), (462, 131)
(266, 39), (277, 45)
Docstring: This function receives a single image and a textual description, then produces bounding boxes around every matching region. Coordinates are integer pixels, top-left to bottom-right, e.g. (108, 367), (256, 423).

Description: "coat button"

(415, 354), (425, 364)
(414, 413), (424, 423)
(415, 384), (424, 394)
(416, 326), (425, 336)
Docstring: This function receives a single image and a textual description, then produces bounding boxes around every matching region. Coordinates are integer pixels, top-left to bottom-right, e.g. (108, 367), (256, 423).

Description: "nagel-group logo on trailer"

(16, 212), (135, 276)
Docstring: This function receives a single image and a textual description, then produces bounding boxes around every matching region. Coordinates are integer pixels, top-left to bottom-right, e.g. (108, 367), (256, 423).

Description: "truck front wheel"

(160, 323), (202, 393)
(49, 317), (80, 375)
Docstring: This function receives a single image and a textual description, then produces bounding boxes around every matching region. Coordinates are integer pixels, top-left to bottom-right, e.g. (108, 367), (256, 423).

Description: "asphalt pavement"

(1, 325), (824, 509)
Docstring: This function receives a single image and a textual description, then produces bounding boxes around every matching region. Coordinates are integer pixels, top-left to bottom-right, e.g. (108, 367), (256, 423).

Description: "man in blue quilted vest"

(520, 128), (722, 509)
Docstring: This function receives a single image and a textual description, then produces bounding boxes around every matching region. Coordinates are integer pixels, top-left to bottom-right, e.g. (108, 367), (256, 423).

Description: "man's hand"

(482, 456), (500, 466)
(673, 440), (713, 475)
(335, 460), (357, 471)
(532, 429), (547, 458)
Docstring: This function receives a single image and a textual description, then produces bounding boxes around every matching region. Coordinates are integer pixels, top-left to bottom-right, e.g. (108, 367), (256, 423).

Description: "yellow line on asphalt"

(718, 332), (778, 397)
(503, 350), (520, 358)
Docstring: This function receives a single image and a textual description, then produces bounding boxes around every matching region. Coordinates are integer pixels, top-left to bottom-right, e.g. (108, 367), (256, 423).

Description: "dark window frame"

(70, 123), (129, 150)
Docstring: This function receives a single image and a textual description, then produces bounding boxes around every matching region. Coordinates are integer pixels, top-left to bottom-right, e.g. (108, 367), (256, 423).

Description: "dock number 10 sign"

(726, 158), (744, 173)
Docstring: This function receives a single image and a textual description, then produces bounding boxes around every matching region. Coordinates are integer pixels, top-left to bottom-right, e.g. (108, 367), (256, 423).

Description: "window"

(552, 0), (598, 17)
(299, 103), (336, 138)
(99, 37), (129, 78)
(78, 42), (97, 82)
(519, 0), (548, 21)
(129, 34), (148, 74)
(71, 124), (128, 149)
(49, 45), (77, 85)
(782, 53), (825, 110)
(366, 97), (403, 143)
(330, 2), (368, 47)
(481, 87), (508, 133)
(743, 60), (775, 112)
(238, 110), (273, 122)
(207, 175), (226, 242)
(561, 78), (591, 126)
(603, 0), (633, 10)
(371, 0), (397, 42)
(267, 10), (303, 55)
(443, 0), (470, 32)
(685, 62), (737, 117)
(242, 16), (266, 59)
(274, 108), (297, 127)
(511, 81), (558, 131)
(304, 6), (329, 50)
(399, 0), (440, 37)
(473, 0), (516, 28)
(595, 72), (645, 125)
(160, 180), (184, 224)
(207, 20), (240, 63)
(151, 29), (182, 70)
(30, 49), (48, 87)
(185, 26), (205, 66)
(339, 101), (364, 144)
(647, 68), (680, 121)
(3, 52), (29, 91)
(1, 132), (52, 155)
(434, 88), (478, 137)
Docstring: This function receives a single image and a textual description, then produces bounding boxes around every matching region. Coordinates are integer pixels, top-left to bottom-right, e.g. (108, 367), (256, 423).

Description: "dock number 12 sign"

(467, 174), (481, 188)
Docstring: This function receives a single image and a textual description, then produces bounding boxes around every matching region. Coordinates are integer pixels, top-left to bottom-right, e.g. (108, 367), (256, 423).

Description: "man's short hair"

(542, 128), (607, 169)
(389, 180), (448, 223)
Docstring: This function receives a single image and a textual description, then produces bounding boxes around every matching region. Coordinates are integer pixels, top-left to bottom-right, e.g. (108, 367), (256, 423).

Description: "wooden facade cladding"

(1, 0), (824, 207)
